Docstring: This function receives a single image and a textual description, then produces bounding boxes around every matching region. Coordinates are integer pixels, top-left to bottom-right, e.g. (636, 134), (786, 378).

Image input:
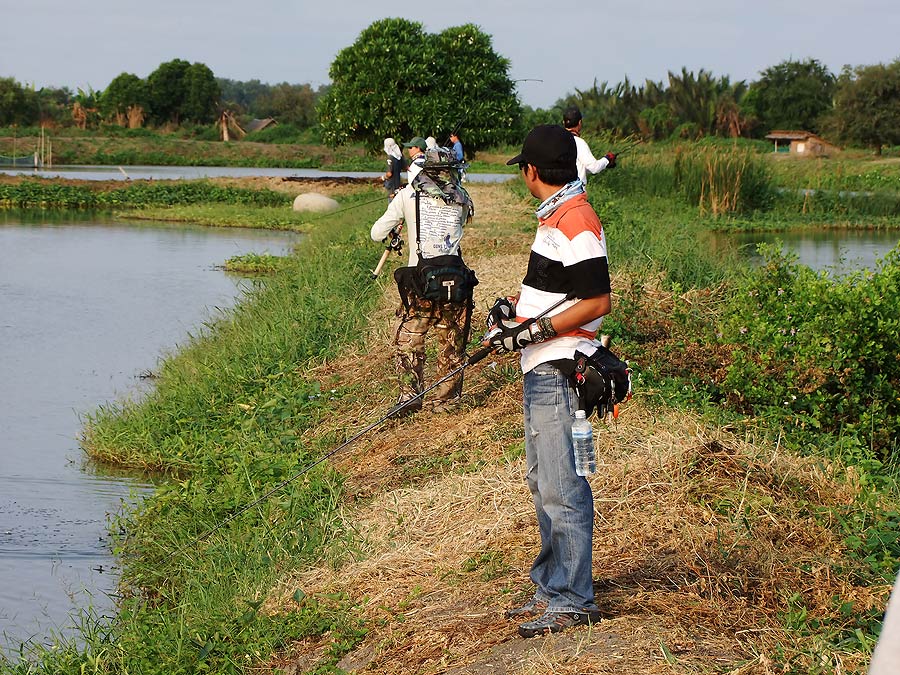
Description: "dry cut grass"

(258, 181), (887, 674)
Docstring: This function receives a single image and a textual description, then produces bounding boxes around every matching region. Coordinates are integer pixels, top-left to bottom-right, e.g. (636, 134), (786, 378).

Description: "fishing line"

(299, 194), (387, 223)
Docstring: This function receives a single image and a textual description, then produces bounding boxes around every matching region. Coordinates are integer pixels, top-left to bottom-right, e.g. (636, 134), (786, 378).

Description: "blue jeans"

(523, 363), (597, 612)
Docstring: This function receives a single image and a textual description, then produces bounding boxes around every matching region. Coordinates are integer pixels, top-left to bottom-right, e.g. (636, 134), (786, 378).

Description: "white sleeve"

(871, 570), (900, 675)
(576, 136), (610, 175)
(370, 195), (404, 242)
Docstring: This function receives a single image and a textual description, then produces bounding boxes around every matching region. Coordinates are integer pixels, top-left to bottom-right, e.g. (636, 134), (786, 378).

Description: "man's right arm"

(370, 193), (405, 242)
(577, 137), (611, 176)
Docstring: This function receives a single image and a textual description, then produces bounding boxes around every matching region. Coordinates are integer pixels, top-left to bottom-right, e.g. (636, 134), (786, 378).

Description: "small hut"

(245, 118), (278, 133)
(765, 130), (840, 157)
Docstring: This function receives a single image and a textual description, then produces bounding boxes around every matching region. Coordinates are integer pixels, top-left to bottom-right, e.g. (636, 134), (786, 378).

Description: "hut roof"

(246, 118), (277, 133)
(765, 130), (814, 141)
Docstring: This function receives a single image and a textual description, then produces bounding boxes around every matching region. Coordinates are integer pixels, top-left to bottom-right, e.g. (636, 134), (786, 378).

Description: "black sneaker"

(504, 598), (548, 619)
(387, 395), (422, 419)
(518, 609), (602, 638)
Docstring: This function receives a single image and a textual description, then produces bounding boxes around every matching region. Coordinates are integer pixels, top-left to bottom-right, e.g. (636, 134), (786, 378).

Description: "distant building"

(765, 130), (840, 157)
(245, 118), (278, 133)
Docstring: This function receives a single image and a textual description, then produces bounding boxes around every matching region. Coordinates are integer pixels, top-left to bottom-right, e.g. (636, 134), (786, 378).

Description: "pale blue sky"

(1, 0), (898, 109)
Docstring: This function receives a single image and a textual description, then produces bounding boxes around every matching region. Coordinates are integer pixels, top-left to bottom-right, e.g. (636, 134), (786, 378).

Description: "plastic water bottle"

(572, 409), (596, 476)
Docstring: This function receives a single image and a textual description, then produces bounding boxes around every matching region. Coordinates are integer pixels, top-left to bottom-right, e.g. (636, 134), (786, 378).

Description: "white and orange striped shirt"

(517, 192), (611, 373)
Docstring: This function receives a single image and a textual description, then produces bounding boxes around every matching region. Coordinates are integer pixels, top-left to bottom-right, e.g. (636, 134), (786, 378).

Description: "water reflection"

(0, 216), (297, 653)
(726, 229), (900, 275)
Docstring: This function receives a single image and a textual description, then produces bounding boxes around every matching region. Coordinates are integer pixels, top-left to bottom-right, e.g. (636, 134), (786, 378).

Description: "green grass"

(0, 180), (291, 210)
(223, 252), (288, 274)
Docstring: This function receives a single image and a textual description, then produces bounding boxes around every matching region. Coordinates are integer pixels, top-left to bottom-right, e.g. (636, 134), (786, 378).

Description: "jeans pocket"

(531, 363), (559, 377)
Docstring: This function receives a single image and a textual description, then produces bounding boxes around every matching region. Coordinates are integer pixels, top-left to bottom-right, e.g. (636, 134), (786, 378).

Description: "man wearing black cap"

(562, 105), (617, 186)
(486, 124), (611, 638)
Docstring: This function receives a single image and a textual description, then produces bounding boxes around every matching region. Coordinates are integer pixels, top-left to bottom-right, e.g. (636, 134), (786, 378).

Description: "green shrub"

(717, 243), (900, 458)
(246, 123), (306, 144)
(0, 180), (290, 209)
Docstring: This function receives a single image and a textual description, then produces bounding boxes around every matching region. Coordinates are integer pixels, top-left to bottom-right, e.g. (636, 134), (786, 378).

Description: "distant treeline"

(1, 53), (899, 152)
(536, 58), (900, 154)
(0, 61), (325, 137)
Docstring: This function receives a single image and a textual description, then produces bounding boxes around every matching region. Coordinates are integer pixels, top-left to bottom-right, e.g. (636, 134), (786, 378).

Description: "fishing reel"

(385, 228), (404, 255)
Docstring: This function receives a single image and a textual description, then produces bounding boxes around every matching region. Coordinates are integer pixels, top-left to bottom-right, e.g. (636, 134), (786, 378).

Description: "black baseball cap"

(562, 105), (583, 128)
(506, 124), (577, 170)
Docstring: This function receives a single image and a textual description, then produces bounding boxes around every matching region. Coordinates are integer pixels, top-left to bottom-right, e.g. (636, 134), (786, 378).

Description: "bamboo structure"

(219, 111), (246, 142)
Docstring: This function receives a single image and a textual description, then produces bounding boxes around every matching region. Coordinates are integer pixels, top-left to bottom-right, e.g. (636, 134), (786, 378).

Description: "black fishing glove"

(604, 152), (617, 169)
(486, 297), (515, 330)
(489, 319), (535, 354)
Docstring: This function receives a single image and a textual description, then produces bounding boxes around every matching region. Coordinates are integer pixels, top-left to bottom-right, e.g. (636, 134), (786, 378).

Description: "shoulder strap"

(414, 190), (423, 258)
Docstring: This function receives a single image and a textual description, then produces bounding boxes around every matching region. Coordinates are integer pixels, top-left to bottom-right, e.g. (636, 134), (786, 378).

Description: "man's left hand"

(488, 320), (535, 354)
(604, 152), (617, 169)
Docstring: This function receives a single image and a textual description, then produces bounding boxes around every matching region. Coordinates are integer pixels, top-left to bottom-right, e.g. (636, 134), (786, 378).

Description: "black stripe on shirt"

(522, 251), (611, 299)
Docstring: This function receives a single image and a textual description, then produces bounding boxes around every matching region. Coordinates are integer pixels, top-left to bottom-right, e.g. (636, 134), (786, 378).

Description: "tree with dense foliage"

(318, 18), (521, 152)
(31, 86), (73, 126)
(0, 77), (32, 126)
(102, 72), (149, 122)
(743, 58), (835, 134)
(559, 69), (751, 140)
(146, 59), (220, 125)
(146, 59), (190, 125)
(565, 78), (639, 137)
(182, 63), (220, 124)
(827, 60), (900, 155)
(218, 78), (272, 115)
(665, 68), (750, 138)
(254, 83), (318, 127)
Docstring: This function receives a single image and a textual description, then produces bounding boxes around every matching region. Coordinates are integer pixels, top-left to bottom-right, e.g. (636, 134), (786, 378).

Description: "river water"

(727, 229), (900, 276)
(0, 213), (297, 653)
(0, 165), (515, 183)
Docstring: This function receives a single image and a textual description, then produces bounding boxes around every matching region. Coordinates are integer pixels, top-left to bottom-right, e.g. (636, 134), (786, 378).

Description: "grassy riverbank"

(2, 157), (899, 673)
(0, 128), (381, 170)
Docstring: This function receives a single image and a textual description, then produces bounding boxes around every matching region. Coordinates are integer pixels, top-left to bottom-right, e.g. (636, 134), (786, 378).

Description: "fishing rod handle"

(371, 248), (391, 278)
(466, 344), (496, 366)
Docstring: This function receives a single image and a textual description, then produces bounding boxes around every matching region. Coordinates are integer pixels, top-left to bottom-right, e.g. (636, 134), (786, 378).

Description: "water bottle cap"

(575, 409), (587, 419)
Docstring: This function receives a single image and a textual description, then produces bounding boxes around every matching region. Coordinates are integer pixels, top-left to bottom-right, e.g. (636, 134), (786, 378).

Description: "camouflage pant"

(394, 296), (470, 402)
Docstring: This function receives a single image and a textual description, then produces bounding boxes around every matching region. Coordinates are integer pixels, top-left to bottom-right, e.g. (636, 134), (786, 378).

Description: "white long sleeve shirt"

(370, 185), (468, 266)
(573, 134), (611, 185)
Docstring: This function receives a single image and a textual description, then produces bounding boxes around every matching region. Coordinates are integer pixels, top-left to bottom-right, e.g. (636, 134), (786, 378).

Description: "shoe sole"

(518, 611), (601, 638)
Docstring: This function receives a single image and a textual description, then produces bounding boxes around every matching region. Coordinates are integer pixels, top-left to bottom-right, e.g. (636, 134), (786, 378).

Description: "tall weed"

(673, 145), (773, 215)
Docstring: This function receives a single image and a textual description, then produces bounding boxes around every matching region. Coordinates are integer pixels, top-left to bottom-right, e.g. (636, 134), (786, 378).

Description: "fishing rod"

(614, 136), (644, 157)
(300, 195), (387, 224)
(162, 293), (575, 559)
(371, 225), (403, 278)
